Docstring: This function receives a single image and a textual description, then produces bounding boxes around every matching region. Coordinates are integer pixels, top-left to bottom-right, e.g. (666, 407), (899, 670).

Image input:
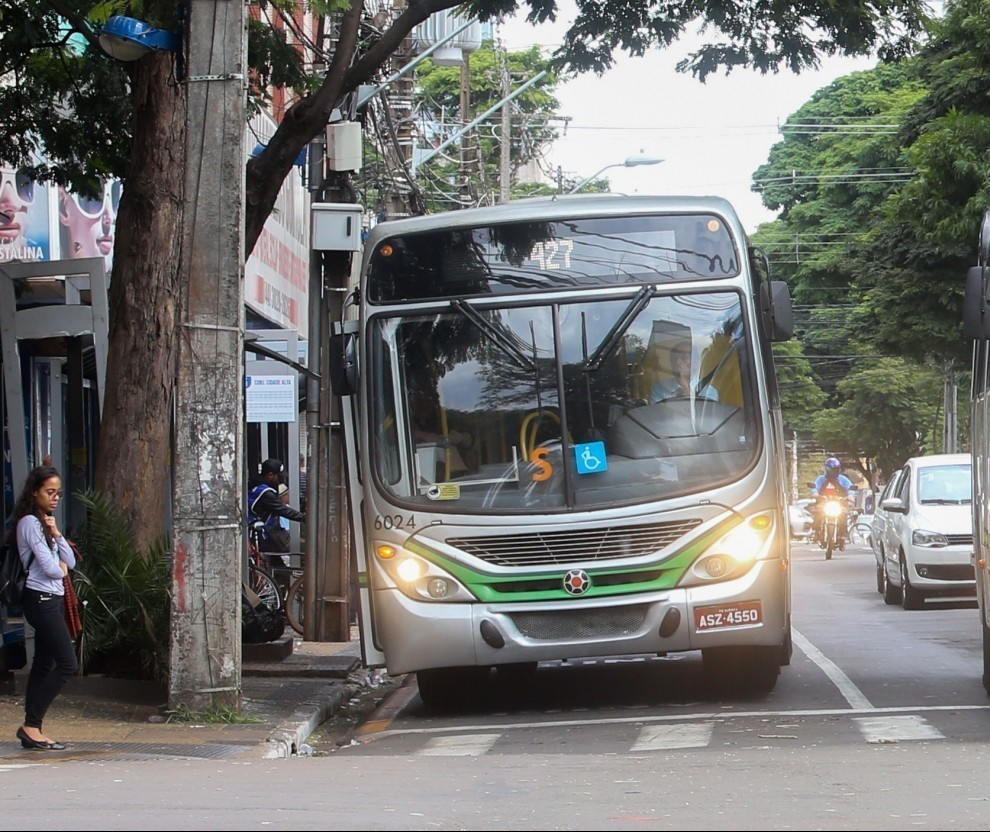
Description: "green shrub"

(71, 490), (171, 684)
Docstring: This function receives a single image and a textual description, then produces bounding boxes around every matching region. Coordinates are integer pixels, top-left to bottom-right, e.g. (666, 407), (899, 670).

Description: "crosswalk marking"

(419, 733), (501, 756)
(854, 715), (944, 743)
(372, 713), (959, 757)
(630, 722), (715, 751)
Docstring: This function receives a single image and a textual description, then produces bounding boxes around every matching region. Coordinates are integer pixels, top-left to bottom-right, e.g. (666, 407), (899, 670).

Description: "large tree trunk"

(94, 53), (186, 553)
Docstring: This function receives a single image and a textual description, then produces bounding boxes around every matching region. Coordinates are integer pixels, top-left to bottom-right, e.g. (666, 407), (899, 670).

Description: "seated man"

(650, 340), (719, 403)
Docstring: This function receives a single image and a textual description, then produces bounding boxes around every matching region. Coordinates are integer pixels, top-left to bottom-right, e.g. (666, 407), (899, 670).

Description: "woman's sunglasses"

(0, 168), (35, 204)
(74, 180), (121, 218)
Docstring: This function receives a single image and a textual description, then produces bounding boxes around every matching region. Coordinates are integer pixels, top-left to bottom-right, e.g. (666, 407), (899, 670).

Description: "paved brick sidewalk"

(0, 638), (364, 762)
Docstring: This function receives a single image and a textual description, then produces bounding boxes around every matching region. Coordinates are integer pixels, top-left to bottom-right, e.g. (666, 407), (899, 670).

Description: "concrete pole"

(459, 55), (472, 206)
(944, 365), (957, 453)
(305, 142), (324, 642)
(791, 431), (801, 502)
(169, 0), (247, 710)
(499, 56), (511, 203)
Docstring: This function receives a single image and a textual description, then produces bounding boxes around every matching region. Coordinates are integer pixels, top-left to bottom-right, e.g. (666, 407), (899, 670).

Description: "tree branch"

(41, 0), (102, 53)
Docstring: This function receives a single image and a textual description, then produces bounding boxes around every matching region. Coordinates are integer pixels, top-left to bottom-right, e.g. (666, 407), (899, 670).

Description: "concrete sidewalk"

(0, 637), (373, 762)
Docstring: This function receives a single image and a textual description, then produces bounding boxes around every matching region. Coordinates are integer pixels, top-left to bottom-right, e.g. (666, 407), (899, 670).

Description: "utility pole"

(499, 53), (511, 203)
(169, 0), (247, 710)
(459, 53), (472, 206)
(385, 0), (415, 218)
(944, 364), (958, 453)
(791, 431), (799, 502)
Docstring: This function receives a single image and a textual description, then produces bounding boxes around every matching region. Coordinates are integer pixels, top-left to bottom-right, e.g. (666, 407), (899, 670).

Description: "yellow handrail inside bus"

(520, 409), (566, 460)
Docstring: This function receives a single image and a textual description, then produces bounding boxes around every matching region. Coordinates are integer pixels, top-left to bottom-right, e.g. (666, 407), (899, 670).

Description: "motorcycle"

(816, 496), (846, 560)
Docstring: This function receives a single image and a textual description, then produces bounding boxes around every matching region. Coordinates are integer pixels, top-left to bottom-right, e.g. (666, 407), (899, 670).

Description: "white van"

(880, 453), (974, 610)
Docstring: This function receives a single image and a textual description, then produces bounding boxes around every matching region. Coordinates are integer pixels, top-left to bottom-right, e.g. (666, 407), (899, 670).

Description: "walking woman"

(7, 465), (77, 750)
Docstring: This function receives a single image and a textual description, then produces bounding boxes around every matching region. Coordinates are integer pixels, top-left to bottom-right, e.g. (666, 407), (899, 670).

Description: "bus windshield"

(370, 290), (760, 512)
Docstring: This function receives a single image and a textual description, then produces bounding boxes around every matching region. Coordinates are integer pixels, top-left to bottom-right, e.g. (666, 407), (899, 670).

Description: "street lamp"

(98, 15), (181, 62)
(568, 154), (664, 194)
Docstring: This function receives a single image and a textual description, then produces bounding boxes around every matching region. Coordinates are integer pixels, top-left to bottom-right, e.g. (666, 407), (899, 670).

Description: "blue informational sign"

(574, 441), (607, 475)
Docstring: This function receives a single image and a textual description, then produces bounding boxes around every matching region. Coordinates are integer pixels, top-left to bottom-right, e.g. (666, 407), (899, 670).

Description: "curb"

(260, 682), (362, 758)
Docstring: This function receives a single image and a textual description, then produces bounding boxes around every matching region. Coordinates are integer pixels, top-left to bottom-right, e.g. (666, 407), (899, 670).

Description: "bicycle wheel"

(248, 565), (282, 613)
(285, 575), (304, 636)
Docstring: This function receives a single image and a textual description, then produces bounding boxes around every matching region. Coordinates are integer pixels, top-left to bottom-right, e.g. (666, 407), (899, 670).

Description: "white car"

(788, 498), (815, 540)
(880, 453), (975, 609)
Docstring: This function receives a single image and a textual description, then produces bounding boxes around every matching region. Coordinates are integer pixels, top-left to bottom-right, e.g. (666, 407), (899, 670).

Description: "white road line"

(854, 715), (944, 743)
(375, 704), (990, 739)
(631, 722), (715, 751)
(792, 627), (874, 710)
(419, 733), (501, 756)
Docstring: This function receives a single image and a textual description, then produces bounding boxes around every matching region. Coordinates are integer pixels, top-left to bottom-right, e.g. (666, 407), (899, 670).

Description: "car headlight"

(374, 544), (476, 602)
(912, 529), (949, 548)
(680, 511), (777, 587)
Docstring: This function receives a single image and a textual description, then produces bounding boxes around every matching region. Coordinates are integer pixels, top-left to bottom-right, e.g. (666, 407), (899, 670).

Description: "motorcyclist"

(811, 457), (853, 545)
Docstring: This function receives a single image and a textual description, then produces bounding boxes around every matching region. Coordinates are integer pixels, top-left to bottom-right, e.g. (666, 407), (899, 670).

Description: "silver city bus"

(332, 194), (795, 706)
(963, 209), (990, 693)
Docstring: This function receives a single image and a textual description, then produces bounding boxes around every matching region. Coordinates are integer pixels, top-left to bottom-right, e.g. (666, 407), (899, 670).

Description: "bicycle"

(248, 521), (305, 636)
(247, 522), (283, 616)
(283, 571), (305, 636)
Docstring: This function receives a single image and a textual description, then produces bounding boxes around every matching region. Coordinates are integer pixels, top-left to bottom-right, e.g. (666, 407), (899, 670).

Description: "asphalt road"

(4, 538), (989, 831)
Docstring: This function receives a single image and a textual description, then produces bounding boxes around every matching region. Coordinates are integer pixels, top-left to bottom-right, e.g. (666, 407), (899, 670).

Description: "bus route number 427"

(694, 601), (763, 630)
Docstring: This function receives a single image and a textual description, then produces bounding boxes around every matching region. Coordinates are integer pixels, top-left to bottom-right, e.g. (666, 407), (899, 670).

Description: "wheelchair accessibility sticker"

(575, 441), (607, 475)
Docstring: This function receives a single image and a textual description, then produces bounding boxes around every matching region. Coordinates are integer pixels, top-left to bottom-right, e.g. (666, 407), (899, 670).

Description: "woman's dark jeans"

(21, 587), (79, 730)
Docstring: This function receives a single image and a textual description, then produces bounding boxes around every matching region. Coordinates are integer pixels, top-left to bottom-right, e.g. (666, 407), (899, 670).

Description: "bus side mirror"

(759, 280), (794, 342)
(964, 265), (990, 340)
(329, 329), (358, 396)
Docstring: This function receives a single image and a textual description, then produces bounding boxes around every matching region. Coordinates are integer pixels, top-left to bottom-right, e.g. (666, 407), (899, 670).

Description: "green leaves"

(71, 489), (172, 684)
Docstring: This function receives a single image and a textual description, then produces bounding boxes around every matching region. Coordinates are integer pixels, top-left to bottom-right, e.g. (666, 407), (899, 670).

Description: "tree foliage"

(810, 357), (942, 479)
(391, 39), (561, 210)
(0, 0), (935, 541)
(772, 339), (828, 436)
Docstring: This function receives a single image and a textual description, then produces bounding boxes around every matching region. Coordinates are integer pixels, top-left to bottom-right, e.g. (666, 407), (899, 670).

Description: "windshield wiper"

(585, 284), (655, 372)
(450, 299), (535, 371)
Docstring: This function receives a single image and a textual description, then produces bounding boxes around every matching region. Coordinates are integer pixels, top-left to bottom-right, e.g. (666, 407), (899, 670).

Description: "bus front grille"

(447, 520), (702, 567)
(508, 605), (649, 641)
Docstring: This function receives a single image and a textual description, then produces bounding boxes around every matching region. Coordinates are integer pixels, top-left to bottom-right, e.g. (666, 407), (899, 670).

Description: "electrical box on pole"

(326, 123), (363, 172)
(312, 203), (363, 251)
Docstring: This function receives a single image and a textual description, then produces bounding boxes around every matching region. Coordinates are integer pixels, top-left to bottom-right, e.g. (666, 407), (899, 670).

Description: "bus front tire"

(702, 645), (780, 697)
(416, 666), (490, 710)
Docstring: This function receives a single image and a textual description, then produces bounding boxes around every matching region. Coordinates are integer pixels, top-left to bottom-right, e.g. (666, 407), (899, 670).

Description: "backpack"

(0, 542), (33, 609)
(241, 583), (285, 644)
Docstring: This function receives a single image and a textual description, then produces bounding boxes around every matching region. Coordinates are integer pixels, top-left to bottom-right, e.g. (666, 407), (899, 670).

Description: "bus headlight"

(374, 545), (475, 602)
(680, 511), (776, 587)
(396, 558), (425, 582)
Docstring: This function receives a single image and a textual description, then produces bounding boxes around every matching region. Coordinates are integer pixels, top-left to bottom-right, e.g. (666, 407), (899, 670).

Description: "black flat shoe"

(16, 727), (66, 751)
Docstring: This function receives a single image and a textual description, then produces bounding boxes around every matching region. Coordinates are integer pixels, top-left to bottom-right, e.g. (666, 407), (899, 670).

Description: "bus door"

(334, 320), (386, 668)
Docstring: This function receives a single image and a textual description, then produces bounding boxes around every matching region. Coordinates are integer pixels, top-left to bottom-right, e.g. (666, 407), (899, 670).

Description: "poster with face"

(58, 180), (120, 271)
(0, 165), (51, 263)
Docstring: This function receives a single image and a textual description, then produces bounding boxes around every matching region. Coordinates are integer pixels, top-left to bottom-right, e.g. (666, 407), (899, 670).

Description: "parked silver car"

(879, 453), (975, 610)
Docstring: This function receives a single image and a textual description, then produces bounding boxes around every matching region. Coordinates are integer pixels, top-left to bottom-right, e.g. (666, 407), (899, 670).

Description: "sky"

(495, 11), (877, 233)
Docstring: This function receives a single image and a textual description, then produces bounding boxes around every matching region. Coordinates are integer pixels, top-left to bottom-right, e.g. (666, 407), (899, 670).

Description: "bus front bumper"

(373, 559), (788, 676)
